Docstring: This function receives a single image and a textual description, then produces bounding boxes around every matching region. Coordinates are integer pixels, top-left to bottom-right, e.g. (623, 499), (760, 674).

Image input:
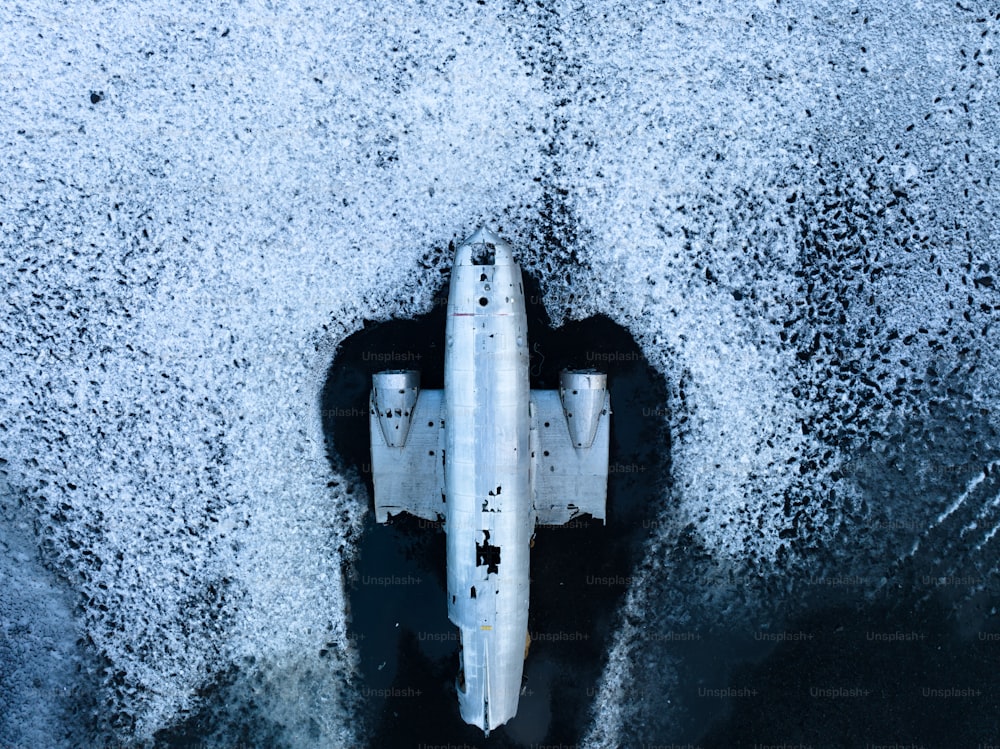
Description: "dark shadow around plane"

(319, 268), (670, 748)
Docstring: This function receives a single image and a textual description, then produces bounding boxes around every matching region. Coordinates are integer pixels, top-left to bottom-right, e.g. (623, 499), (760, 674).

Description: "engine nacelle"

(558, 369), (608, 449)
(371, 370), (420, 447)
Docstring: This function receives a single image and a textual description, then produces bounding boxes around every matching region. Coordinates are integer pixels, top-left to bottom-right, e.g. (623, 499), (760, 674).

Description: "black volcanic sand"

(698, 593), (1000, 749)
(320, 270), (671, 748)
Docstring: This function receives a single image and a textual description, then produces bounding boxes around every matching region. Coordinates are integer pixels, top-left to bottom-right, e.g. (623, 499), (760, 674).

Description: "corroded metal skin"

(444, 228), (531, 732)
(368, 226), (611, 734)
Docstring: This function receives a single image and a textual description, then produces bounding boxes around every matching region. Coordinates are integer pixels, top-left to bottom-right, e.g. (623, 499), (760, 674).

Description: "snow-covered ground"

(1, 1), (997, 746)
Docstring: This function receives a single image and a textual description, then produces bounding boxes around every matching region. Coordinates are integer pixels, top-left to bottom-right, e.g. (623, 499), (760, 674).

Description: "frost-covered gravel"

(1, 1), (997, 746)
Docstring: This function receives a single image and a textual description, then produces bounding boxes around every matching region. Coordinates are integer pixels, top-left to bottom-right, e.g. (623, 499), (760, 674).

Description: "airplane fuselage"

(368, 226), (611, 734)
(444, 233), (531, 731)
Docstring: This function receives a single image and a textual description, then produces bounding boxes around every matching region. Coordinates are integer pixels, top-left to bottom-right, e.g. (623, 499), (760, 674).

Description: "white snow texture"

(0, 0), (997, 746)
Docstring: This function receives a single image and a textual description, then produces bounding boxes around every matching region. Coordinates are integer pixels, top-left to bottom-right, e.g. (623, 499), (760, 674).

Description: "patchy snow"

(0, 475), (97, 748)
(1, 0), (997, 746)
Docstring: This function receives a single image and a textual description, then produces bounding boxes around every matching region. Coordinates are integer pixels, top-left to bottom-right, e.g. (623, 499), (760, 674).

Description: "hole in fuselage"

(476, 531), (501, 575)
(470, 244), (495, 265)
(457, 629), (466, 693)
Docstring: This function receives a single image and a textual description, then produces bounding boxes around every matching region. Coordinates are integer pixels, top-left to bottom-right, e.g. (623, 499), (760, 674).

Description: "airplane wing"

(369, 383), (445, 523)
(529, 379), (611, 526)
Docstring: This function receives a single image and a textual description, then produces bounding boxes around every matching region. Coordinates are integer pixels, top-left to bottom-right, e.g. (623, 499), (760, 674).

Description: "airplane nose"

(455, 226), (516, 266)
